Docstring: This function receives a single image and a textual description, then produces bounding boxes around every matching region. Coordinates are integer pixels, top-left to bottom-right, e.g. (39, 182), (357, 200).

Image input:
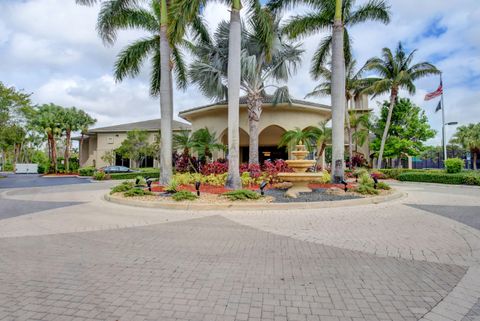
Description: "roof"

(88, 118), (191, 133)
(179, 95), (331, 117)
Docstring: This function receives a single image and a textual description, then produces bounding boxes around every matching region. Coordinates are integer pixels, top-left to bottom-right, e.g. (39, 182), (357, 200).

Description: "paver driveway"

(0, 181), (479, 321)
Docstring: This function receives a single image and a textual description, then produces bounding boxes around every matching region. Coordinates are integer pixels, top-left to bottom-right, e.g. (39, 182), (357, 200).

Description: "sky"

(1, 0), (479, 145)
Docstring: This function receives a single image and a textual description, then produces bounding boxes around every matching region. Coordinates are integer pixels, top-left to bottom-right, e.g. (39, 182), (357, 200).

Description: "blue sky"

(0, 0), (479, 145)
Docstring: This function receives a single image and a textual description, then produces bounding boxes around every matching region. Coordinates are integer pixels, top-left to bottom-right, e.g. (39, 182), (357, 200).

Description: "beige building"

(79, 96), (371, 168)
(78, 119), (190, 168)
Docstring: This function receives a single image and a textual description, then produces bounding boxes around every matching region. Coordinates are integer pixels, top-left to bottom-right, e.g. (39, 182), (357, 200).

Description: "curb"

(104, 189), (406, 211)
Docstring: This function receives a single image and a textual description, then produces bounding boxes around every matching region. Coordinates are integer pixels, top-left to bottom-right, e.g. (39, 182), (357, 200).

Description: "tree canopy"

(371, 98), (436, 159)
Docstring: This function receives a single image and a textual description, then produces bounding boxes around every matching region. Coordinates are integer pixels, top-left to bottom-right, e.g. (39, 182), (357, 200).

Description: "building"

(78, 119), (190, 168)
(78, 96), (371, 168)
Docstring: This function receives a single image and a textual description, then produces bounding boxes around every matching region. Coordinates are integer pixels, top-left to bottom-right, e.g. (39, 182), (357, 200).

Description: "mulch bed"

(150, 182), (356, 195)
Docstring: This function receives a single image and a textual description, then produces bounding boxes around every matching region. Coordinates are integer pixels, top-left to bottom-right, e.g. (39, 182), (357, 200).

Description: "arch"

(258, 125), (286, 147)
(258, 125), (288, 162)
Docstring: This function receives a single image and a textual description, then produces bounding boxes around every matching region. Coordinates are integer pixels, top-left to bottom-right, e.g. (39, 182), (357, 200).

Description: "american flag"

(425, 81), (443, 101)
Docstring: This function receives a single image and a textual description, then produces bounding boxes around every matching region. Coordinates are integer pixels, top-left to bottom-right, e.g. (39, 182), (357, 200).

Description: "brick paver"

(0, 216), (467, 321)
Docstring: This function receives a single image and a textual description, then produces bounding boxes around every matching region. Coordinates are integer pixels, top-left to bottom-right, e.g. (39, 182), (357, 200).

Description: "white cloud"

(0, 0), (478, 146)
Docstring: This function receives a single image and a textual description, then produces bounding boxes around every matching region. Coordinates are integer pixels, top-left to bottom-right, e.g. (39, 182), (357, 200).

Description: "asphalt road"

(0, 173), (91, 189)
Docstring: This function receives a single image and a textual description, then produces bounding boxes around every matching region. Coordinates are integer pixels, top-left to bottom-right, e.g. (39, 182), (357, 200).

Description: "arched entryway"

(258, 125), (288, 163)
(220, 128), (250, 163)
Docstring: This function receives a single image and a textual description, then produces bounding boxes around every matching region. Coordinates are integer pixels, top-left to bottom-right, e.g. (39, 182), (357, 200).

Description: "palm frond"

(282, 12), (332, 39)
(114, 37), (157, 82)
(346, 0), (391, 25)
(272, 86), (291, 105)
(171, 46), (188, 90)
(310, 36), (332, 78)
(97, 1), (156, 45)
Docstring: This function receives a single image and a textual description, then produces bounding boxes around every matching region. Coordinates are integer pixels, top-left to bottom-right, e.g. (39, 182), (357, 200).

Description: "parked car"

(99, 166), (138, 174)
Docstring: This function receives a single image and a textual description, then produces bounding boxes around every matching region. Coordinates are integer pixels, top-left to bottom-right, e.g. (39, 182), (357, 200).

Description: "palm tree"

(278, 127), (320, 154)
(350, 112), (370, 153)
(173, 130), (193, 156)
(306, 59), (372, 168)
(60, 107), (80, 173)
(451, 123), (480, 170)
(172, 0), (264, 189)
(190, 128), (225, 163)
(363, 43), (440, 168)
(77, 0), (208, 185)
(268, 0), (390, 181)
(188, 15), (303, 166)
(30, 104), (64, 173)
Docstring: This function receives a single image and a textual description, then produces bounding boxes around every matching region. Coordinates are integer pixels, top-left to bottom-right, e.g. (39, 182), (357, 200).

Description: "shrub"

(93, 171), (106, 180)
(262, 159), (292, 183)
(165, 178), (179, 193)
(79, 166), (96, 176)
(200, 161), (228, 175)
(355, 184), (379, 195)
(222, 189), (261, 201)
(135, 175), (146, 186)
(353, 168), (368, 179)
(398, 172), (465, 185)
(463, 173), (480, 185)
(355, 173), (379, 195)
(377, 181), (391, 190)
(109, 170), (159, 180)
(172, 191), (198, 201)
(174, 153), (199, 173)
(110, 181), (134, 194)
(370, 171), (386, 179)
(445, 158), (464, 173)
(124, 188), (153, 197)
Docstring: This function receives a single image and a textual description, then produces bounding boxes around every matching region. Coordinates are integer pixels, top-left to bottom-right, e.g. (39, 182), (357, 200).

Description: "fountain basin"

(285, 160), (315, 173)
(277, 172), (324, 198)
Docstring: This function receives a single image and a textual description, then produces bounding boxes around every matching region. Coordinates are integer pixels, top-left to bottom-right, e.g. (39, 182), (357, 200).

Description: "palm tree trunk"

(473, 150), (477, 170)
(159, 0), (173, 185)
(330, 0), (346, 183)
(64, 129), (71, 172)
(51, 137), (58, 173)
(345, 103), (353, 169)
(376, 89), (397, 168)
(247, 94), (262, 165)
(225, 3), (242, 189)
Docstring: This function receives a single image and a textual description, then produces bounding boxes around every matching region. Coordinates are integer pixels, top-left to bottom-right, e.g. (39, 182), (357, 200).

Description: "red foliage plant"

(200, 161), (228, 175)
(262, 160), (292, 183)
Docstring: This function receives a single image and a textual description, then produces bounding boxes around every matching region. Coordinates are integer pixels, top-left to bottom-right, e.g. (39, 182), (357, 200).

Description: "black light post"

(259, 181), (267, 196)
(195, 181), (201, 196)
(146, 178), (152, 192)
(340, 179), (348, 192)
(372, 176), (378, 189)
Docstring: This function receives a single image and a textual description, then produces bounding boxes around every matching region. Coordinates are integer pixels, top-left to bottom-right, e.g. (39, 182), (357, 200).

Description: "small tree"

(101, 150), (115, 166)
(116, 130), (155, 168)
(371, 98), (436, 167)
(190, 128), (225, 163)
(450, 123), (480, 170)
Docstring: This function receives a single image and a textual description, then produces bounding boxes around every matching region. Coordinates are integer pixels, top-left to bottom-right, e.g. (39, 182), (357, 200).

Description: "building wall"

(80, 132), (161, 168)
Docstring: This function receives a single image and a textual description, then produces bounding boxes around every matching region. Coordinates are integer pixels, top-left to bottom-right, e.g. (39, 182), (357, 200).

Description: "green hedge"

(78, 166), (95, 176)
(109, 170), (159, 180)
(398, 171), (480, 185)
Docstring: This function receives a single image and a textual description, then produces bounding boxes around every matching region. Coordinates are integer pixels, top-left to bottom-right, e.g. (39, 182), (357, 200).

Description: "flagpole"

(441, 73), (447, 164)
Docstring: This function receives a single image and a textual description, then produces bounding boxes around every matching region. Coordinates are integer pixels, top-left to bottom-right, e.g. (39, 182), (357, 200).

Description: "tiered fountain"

(277, 143), (324, 198)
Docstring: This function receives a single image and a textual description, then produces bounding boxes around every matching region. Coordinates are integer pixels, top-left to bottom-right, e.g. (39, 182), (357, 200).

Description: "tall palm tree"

(451, 123), (480, 170)
(363, 43), (440, 168)
(306, 59), (372, 168)
(268, 0), (390, 181)
(188, 16), (303, 165)
(172, 0), (265, 189)
(77, 0), (208, 185)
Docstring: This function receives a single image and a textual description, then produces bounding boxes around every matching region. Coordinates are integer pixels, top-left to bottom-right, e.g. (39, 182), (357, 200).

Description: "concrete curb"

(104, 189), (406, 211)
(390, 180), (480, 190)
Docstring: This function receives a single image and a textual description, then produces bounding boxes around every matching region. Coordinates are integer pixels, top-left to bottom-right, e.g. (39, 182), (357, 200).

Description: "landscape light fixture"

(195, 181), (201, 196)
(146, 178), (152, 192)
(340, 179), (348, 192)
(445, 122), (458, 126)
(259, 181), (268, 196)
(372, 176), (379, 189)
(135, 177), (140, 185)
